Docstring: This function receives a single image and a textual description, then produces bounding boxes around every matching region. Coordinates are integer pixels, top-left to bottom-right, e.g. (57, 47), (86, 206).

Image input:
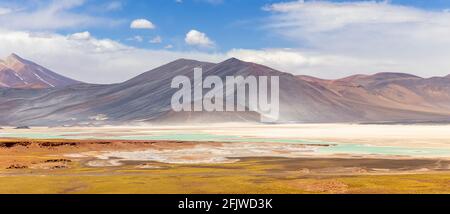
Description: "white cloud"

(0, 0), (117, 30)
(3, 0), (450, 82)
(260, 0), (450, 78)
(0, 28), (224, 84)
(127, 35), (144, 42)
(68, 31), (91, 40)
(185, 29), (215, 48)
(0, 7), (12, 15)
(227, 48), (398, 79)
(130, 19), (155, 29)
(104, 1), (123, 11)
(228, 48), (318, 68)
(149, 36), (162, 44)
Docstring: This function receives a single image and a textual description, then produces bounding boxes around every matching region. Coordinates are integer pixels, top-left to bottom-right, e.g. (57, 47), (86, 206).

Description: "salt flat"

(2, 123), (450, 148)
(2, 123), (450, 159)
(2, 125), (450, 193)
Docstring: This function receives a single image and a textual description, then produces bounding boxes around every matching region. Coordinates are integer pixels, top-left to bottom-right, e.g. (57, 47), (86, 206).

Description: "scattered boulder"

(44, 159), (72, 163)
(50, 165), (67, 169)
(6, 164), (28, 169)
(0, 142), (31, 148)
(39, 142), (77, 147)
(14, 126), (30, 129)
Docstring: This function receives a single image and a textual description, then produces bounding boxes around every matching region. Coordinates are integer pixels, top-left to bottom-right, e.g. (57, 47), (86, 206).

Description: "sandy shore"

(1, 137), (449, 172)
(0, 138), (450, 193)
(1, 124), (450, 193)
(2, 123), (450, 149)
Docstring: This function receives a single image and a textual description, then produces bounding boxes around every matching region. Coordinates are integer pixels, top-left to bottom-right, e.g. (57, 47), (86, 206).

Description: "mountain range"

(1, 54), (450, 126)
(0, 54), (80, 89)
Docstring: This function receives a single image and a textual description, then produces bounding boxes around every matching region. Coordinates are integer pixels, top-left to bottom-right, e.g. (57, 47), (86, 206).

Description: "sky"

(1, 0), (450, 83)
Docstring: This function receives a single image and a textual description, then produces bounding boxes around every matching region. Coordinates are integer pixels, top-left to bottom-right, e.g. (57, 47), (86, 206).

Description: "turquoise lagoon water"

(1, 131), (450, 157)
(114, 133), (450, 157)
(317, 143), (450, 157)
(0, 132), (87, 139)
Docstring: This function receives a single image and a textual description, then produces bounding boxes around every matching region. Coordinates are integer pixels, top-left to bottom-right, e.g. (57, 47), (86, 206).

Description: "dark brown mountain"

(0, 54), (80, 89)
(298, 72), (450, 121)
(1, 57), (450, 126)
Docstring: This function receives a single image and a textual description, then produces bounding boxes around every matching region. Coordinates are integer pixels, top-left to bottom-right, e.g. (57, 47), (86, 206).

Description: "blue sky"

(59, 0), (291, 51)
(1, 0), (450, 83)
(37, 0), (450, 51)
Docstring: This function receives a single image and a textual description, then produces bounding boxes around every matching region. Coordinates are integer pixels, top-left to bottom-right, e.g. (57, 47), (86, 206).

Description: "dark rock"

(0, 142), (31, 148)
(6, 164), (28, 169)
(14, 126), (30, 129)
(44, 159), (72, 163)
(38, 142), (77, 147)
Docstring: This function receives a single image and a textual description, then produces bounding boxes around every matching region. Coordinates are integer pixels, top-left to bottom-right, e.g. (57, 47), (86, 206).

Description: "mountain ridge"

(1, 55), (450, 125)
(0, 53), (81, 89)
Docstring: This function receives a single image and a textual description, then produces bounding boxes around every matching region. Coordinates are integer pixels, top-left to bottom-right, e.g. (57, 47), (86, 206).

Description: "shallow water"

(79, 142), (319, 165)
(317, 143), (450, 157)
(2, 130), (450, 158)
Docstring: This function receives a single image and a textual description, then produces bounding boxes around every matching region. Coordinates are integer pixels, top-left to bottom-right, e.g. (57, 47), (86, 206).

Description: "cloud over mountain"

(262, 0), (450, 78)
(185, 30), (215, 48)
(0, 28), (224, 84)
(1, 0), (450, 83)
